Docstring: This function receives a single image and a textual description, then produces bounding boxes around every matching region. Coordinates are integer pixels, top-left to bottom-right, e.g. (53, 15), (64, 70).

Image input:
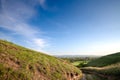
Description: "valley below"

(60, 53), (120, 80)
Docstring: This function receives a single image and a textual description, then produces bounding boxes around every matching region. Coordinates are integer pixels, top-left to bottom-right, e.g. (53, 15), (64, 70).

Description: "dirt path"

(81, 74), (86, 80)
(81, 69), (120, 80)
(81, 73), (102, 80)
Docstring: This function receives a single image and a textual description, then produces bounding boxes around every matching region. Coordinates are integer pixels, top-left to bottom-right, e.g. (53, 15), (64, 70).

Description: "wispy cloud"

(39, 0), (58, 11)
(33, 38), (47, 48)
(0, 0), (48, 50)
(39, 0), (47, 9)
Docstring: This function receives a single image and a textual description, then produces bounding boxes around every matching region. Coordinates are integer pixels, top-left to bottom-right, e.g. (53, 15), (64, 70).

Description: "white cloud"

(22, 38), (47, 52)
(1, 0), (36, 21)
(39, 0), (45, 4)
(0, 0), (37, 37)
(0, 0), (48, 50)
(39, 0), (46, 9)
(0, 15), (38, 37)
(33, 38), (46, 48)
(39, 0), (57, 11)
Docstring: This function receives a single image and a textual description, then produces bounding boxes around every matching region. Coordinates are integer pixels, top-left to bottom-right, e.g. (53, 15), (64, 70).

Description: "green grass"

(82, 62), (120, 79)
(72, 61), (88, 67)
(72, 61), (82, 66)
(80, 52), (120, 80)
(0, 40), (82, 80)
(87, 52), (120, 67)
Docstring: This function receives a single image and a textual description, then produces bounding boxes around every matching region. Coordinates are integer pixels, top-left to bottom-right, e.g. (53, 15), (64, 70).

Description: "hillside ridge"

(0, 40), (82, 80)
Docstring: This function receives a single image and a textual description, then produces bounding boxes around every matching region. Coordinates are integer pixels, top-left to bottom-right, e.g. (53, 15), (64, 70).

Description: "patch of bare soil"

(65, 72), (81, 80)
(0, 53), (20, 70)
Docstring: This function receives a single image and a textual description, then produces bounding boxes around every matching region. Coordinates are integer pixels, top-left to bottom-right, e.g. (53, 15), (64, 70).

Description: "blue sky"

(0, 0), (120, 55)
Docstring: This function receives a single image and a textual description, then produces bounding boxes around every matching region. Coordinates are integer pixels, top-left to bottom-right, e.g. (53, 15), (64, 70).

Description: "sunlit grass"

(0, 40), (82, 80)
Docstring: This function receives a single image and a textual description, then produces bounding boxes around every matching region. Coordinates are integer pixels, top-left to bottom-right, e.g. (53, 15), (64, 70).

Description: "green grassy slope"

(0, 40), (82, 80)
(81, 63), (120, 79)
(81, 52), (120, 79)
(87, 52), (120, 67)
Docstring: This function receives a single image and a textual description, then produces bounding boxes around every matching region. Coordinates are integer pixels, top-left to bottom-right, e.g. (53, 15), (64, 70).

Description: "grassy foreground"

(0, 40), (82, 80)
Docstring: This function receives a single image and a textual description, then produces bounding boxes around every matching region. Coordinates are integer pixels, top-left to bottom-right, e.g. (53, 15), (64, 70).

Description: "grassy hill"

(87, 52), (120, 67)
(0, 40), (82, 80)
(82, 62), (120, 76)
(81, 52), (120, 80)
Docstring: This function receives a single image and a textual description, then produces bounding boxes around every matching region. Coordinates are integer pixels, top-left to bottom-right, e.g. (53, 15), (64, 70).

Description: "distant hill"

(0, 40), (82, 80)
(87, 52), (120, 67)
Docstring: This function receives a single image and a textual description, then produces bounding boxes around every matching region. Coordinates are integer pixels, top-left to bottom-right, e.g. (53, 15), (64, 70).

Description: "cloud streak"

(39, 0), (47, 9)
(0, 0), (48, 50)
